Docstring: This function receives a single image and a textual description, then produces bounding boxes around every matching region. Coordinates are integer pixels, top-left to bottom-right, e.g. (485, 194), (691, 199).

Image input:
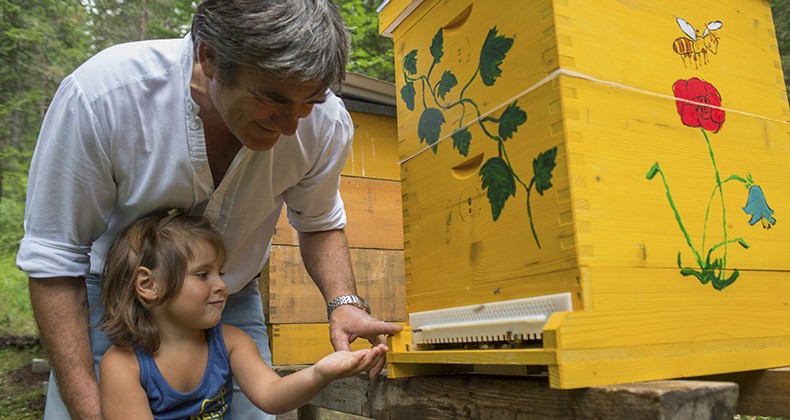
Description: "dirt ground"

(0, 332), (47, 419)
(0, 331), (302, 419)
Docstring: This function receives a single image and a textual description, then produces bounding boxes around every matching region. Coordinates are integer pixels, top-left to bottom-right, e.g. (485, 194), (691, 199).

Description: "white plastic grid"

(409, 292), (573, 345)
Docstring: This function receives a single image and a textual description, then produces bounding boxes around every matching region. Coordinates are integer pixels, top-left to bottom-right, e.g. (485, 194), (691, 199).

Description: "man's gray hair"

(191, 0), (350, 91)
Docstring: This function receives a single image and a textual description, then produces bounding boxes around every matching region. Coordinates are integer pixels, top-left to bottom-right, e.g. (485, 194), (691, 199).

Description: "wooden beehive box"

(379, 0), (790, 388)
(261, 74), (407, 365)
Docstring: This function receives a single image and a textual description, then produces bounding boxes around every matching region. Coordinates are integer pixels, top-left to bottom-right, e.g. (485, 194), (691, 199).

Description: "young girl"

(98, 210), (387, 419)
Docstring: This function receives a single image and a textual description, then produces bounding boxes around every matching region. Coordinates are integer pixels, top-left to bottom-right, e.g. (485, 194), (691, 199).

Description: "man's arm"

(298, 229), (403, 379)
(29, 277), (102, 419)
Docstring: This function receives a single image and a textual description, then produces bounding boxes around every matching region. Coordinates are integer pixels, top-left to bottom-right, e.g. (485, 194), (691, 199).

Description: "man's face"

(207, 66), (327, 151)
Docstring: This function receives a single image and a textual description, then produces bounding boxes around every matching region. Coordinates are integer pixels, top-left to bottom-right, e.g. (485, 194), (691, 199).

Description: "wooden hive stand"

(274, 365), (790, 419)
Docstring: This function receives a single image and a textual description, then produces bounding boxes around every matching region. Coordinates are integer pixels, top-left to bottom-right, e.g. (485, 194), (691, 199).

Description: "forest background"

(0, 0), (788, 343)
(0, 0), (787, 418)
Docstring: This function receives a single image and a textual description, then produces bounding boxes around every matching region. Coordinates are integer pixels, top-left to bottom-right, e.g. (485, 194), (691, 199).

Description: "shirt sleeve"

(282, 97), (354, 233)
(16, 76), (116, 278)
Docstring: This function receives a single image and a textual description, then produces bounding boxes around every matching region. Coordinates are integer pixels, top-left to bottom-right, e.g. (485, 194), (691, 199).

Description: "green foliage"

(771, 0), (790, 102)
(83, 0), (196, 52)
(0, 254), (36, 336)
(337, 0), (395, 82)
(0, 195), (25, 255)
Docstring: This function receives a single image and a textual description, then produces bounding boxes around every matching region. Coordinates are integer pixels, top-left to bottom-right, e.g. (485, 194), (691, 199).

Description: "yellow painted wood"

(551, 0), (789, 121)
(549, 337), (790, 389)
(262, 245), (406, 324)
(400, 80), (579, 313)
(562, 75), (790, 272)
(585, 268), (790, 312)
(388, 348), (558, 366)
(389, 0), (788, 160)
(342, 111), (400, 181)
(378, 0), (426, 38)
(544, 307), (790, 350)
(381, 0), (790, 388)
(269, 323), (372, 365)
(272, 176), (404, 250)
(387, 308), (790, 388)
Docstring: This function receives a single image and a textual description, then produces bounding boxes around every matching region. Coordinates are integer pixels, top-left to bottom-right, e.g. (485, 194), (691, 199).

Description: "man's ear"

(196, 41), (216, 80)
(135, 267), (159, 303)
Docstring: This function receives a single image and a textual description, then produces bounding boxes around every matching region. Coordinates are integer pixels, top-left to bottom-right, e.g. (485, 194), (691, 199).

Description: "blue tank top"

(135, 324), (234, 419)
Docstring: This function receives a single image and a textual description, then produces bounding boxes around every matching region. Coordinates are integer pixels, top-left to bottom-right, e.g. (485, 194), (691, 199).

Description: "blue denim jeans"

(43, 277), (275, 419)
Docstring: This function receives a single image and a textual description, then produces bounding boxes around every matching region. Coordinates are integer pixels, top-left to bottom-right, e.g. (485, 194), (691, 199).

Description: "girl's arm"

(99, 345), (155, 420)
(223, 324), (387, 414)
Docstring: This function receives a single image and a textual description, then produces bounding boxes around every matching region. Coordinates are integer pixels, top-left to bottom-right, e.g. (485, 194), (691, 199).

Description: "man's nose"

(275, 103), (313, 136)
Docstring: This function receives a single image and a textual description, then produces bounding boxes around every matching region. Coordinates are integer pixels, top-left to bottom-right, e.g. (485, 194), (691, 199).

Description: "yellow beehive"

(261, 74), (407, 365)
(379, 0), (790, 388)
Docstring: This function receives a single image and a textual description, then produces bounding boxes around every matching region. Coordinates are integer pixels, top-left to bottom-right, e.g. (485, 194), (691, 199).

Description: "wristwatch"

(327, 295), (371, 319)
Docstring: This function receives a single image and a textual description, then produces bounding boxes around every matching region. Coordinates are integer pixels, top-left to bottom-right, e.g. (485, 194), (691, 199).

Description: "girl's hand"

(313, 344), (389, 381)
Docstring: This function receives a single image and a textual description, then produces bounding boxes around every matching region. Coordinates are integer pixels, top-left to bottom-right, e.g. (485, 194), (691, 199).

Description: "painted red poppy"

(672, 78), (725, 133)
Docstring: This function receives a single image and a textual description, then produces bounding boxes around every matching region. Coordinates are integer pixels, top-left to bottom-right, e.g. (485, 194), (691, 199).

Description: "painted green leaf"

(646, 162), (660, 180)
(418, 108), (445, 154)
(480, 157), (516, 221)
(533, 146), (558, 196)
(479, 27), (514, 86)
(436, 70), (458, 100)
(680, 268), (703, 281)
(404, 49), (418, 75)
(401, 82), (416, 111)
(451, 128), (471, 157)
(498, 101), (527, 140)
(430, 29), (444, 64)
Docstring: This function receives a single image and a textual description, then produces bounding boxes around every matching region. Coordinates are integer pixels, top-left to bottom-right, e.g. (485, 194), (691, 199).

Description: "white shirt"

(17, 36), (353, 293)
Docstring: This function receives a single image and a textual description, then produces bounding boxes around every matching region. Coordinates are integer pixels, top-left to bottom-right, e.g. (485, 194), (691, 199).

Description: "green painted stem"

(651, 164), (704, 267)
(702, 129), (729, 276)
(701, 175), (749, 253)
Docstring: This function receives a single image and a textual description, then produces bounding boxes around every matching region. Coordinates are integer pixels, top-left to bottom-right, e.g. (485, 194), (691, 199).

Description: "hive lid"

(377, 0), (424, 37)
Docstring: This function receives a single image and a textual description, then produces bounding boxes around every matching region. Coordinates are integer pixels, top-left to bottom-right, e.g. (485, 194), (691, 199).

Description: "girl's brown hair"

(99, 210), (226, 353)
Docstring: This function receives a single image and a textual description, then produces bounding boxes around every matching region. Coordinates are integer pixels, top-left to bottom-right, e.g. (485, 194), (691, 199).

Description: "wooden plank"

(691, 367), (790, 418)
(342, 111), (400, 181)
(269, 324), (377, 365)
(263, 246), (406, 324)
(274, 365), (738, 420)
(272, 176), (403, 251)
(297, 405), (371, 420)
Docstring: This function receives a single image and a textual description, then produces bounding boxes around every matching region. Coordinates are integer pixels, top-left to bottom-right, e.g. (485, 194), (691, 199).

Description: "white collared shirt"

(17, 35), (352, 293)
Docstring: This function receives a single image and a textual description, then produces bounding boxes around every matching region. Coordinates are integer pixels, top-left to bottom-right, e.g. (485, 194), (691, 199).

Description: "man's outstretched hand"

(328, 305), (403, 380)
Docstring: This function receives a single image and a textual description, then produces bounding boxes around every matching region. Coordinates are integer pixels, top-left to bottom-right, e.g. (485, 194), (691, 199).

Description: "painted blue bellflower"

(743, 185), (775, 229)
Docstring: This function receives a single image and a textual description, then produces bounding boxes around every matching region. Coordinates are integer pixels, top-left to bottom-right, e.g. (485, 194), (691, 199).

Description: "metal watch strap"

(327, 295), (370, 318)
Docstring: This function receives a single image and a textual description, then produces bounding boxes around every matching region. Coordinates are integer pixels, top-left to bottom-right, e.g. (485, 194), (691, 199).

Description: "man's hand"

(328, 305), (403, 380)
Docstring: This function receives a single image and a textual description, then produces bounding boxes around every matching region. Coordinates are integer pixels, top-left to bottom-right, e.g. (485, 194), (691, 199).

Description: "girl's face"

(159, 240), (228, 331)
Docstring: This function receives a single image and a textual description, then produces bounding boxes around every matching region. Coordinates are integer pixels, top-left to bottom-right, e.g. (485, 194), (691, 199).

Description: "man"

(16, 0), (403, 418)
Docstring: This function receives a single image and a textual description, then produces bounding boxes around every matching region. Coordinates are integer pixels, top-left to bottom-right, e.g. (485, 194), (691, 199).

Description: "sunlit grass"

(0, 252), (37, 337)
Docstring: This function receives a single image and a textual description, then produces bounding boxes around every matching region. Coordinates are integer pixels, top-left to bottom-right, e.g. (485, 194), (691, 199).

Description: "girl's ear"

(135, 267), (159, 302)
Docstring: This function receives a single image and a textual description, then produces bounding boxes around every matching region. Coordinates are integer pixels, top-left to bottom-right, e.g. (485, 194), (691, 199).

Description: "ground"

(0, 332), (46, 419)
